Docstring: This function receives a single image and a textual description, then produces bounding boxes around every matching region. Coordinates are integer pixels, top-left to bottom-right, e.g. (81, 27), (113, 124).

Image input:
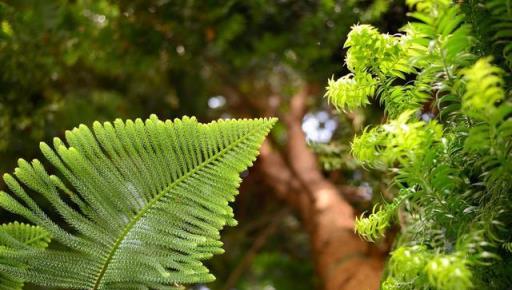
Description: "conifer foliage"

(0, 115), (276, 289)
(326, 0), (512, 289)
(0, 222), (51, 289)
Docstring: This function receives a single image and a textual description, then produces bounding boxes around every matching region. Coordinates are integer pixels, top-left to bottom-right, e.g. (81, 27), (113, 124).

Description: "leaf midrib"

(24, 232), (49, 247)
(91, 125), (260, 289)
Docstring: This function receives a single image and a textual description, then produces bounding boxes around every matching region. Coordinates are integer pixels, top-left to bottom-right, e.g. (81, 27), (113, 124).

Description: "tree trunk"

(257, 87), (385, 290)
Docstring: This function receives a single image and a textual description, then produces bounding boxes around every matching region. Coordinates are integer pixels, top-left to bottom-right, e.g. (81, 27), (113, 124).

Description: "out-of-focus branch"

(256, 86), (369, 228)
(258, 141), (314, 222)
(234, 85), (384, 290)
(261, 87), (384, 290)
(220, 209), (289, 290)
(285, 86), (325, 186)
(284, 87), (355, 225)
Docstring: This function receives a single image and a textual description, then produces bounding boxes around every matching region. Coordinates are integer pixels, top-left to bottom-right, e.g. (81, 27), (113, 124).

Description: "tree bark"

(257, 87), (385, 290)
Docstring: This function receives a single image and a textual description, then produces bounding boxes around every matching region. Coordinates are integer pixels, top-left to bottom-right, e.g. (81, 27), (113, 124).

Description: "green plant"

(487, 0), (512, 70)
(326, 0), (512, 289)
(0, 115), (275, 289)
(0, 222), (51, 289)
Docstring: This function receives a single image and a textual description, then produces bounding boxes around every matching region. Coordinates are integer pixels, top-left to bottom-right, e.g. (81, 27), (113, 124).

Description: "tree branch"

(221, 209), (289, 290)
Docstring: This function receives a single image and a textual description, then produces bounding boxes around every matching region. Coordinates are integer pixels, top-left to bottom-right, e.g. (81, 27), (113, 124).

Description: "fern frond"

(344, 24), (413, 78)
(355, 203), (396, 242)
(380, 277), (404, 290)
(0, 222), (51, 250)
(406, 0), (451, 12)
(461, 57), (505, 120)
(388, 245), (431, 283)
(487, 0), (512, 70)
(386, 246), (472, 290)
(425, 253), (472, 290)
(351, 110), (443, 168)
(0, 222), (51, 290)
(460, 58), (512, 197)
(0, 115), (276, 289)
(324, 72), (376, 111)
(382, 84), (431, 118)
(332, 1), (474, 119)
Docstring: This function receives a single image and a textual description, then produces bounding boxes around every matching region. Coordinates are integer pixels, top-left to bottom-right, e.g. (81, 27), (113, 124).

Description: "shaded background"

(0, 1), (408, 289)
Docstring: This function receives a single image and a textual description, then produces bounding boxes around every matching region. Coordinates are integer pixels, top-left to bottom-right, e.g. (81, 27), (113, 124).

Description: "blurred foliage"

(0, 0), (404, 171)
(0, 0), (407, 289)
(202, 180), (316, 290)
(239, 251), (315, 290)
(311, 142), (353, 171)
(309, 110), (369, 171)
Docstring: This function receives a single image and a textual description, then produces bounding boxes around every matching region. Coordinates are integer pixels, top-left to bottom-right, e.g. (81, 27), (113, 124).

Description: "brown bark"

(257, 87), (385, 290)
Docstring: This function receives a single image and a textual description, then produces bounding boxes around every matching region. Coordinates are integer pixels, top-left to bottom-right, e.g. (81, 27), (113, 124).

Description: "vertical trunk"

(257, 87), (385, 290)
(259, 142), (385, 290)
(308, 183), (384, 290)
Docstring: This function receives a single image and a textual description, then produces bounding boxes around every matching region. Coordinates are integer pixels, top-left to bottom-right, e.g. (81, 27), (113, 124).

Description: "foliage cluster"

(326, 0), (512, 289)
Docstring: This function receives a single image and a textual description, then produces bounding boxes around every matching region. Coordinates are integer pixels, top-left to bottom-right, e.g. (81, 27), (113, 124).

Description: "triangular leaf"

(0, 115), (276, 289)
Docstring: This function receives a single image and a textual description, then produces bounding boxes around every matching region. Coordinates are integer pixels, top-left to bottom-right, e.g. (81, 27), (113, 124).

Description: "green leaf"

(0, 222), (51, 290)
(0, 115), (276, 289)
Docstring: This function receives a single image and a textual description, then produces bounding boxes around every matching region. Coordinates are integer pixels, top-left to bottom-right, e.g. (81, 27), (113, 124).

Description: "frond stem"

(91, 124), (264, 289)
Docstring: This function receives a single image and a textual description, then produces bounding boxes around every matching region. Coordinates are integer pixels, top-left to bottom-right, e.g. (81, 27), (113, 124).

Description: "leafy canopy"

(0, 0), (394, 169)
(0, 115), (275, 289)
